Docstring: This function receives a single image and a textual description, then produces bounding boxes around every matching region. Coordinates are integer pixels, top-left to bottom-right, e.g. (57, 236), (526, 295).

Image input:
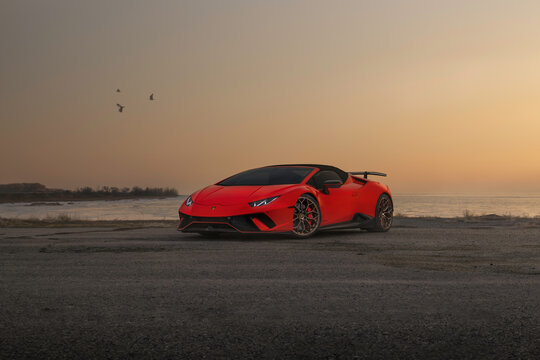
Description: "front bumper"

(178, 212), (279, 233)
(178, 194), (298, 233)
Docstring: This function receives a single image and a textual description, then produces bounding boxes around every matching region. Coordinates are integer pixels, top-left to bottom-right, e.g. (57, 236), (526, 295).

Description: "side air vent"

(250, 213), (276, 228)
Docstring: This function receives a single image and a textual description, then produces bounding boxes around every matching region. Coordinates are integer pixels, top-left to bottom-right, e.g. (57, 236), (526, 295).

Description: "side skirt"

(319, 213), (375, 231)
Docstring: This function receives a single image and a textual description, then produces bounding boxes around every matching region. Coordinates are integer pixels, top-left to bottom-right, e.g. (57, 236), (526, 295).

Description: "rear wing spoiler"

(350, 171), (387, 179)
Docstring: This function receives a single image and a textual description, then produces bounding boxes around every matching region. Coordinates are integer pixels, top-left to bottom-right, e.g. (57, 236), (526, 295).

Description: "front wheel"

(370, 193), (393, 232)
(292, 194), (321, 238)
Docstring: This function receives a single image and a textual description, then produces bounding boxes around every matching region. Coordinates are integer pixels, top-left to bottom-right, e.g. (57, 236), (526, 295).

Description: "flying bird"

(116, 88), (121, 93)
(116, 104), (125, 112)
(149, 93), (155, 101)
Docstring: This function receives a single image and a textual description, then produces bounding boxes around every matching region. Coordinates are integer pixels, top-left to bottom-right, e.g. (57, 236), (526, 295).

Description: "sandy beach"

(1, 217), (539, 358)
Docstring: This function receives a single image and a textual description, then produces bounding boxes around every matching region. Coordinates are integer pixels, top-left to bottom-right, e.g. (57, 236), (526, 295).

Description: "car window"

(218, 167), (314, 186)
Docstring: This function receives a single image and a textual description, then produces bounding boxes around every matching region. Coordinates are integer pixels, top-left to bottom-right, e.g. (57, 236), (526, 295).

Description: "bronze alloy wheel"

(372, 193), (393, 232)
(292, 195), (320, 237)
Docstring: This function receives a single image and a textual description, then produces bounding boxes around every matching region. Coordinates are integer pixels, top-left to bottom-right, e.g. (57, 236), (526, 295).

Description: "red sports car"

(177, 164), (393, 237)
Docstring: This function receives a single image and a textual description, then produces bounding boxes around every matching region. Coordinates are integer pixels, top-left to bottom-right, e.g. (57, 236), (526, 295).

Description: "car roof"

(267, 164), (349, 181)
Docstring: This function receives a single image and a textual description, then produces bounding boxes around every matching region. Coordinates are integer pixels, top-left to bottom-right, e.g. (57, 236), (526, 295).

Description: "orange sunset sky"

(1, 1), (539, 194)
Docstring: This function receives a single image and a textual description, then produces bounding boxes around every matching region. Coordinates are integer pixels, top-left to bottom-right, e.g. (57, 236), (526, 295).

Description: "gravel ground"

(1, 218), (539, 359)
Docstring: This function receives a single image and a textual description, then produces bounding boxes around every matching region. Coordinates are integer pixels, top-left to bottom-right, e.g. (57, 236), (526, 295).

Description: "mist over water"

(1, 195), (539, 220)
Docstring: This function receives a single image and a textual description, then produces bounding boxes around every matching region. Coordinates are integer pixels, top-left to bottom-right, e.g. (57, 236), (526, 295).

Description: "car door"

(309, 170), (354, 225)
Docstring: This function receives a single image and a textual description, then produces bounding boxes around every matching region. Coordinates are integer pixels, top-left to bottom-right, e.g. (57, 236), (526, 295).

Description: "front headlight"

(185, 195), (193, 207)
(249, 196), (279, 207)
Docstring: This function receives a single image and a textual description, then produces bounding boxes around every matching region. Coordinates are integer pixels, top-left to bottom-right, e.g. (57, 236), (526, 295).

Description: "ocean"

(1, 194), (539, 220)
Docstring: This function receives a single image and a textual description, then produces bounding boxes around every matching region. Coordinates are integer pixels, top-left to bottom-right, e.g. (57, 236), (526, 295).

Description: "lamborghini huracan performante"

(178, 164), (393, 238)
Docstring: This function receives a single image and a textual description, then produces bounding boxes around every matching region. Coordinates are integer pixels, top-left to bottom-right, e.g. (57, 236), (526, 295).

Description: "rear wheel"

(370, 193), (393, 232)
(292, 194), (321, 238)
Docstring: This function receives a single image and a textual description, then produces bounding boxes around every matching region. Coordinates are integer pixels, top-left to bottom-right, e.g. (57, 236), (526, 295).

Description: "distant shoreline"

(0, 183), (181, 203)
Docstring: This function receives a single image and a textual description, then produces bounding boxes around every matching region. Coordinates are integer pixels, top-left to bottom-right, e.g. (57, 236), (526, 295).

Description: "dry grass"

(460, 209), (539, 221)
(394, 211), (540, 229)
(462, 209), (474, 219)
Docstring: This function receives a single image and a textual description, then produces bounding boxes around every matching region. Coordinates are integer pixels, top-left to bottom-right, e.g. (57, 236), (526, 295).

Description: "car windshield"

(218, 167), (314, 186)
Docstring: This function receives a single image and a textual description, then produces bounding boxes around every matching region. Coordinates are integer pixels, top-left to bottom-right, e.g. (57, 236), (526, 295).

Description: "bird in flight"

(149, 93), (155, 101)
(116, 88), (121, 93)
(116, 104), (125, 112)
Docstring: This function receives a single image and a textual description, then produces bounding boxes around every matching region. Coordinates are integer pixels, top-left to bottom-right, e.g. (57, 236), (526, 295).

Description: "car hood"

(193, 184), (296, 206)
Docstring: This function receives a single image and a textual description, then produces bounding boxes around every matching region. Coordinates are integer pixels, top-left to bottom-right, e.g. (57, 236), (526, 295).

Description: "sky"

(1, 0), (540, 194)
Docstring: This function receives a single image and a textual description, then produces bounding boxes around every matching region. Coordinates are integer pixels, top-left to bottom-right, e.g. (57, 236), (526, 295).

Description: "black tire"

(291, 194), (321, 238)
(369, 193), (393, 232)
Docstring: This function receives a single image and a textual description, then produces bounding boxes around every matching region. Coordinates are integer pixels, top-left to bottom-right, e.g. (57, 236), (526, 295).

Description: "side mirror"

(322, 179), (343, 194)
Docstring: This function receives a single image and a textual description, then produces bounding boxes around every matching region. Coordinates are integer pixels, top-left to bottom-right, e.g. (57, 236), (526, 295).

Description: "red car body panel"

(178, 165), (391, 234)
